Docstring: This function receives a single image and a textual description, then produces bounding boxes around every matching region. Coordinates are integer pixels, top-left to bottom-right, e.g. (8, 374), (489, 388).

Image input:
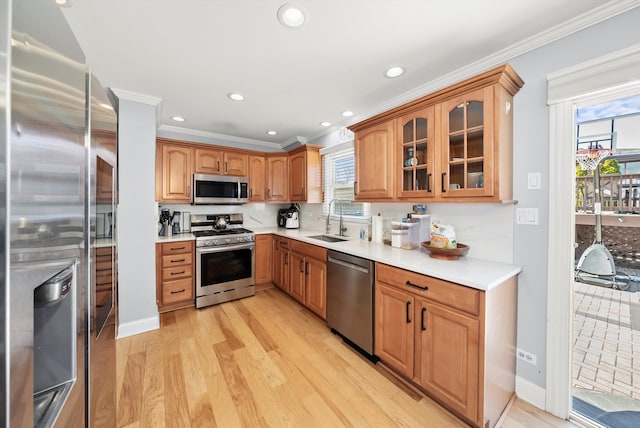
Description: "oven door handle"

(197, 243), (255, 254)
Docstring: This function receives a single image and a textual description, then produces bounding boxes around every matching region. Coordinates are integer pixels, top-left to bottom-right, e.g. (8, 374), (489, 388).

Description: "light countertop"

(156, 228), (522, 291)
(253, 227), (521, 291)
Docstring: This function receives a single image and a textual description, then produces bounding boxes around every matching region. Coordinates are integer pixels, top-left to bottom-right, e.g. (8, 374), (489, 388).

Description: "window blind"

(321, 141), (369, 218)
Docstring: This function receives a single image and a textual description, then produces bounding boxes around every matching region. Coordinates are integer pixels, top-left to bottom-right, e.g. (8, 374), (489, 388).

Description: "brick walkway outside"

(573, 280), (640, 399)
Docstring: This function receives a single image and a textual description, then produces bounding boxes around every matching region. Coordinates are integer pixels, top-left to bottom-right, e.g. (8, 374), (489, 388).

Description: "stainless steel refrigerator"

(1, 0), (117, 426)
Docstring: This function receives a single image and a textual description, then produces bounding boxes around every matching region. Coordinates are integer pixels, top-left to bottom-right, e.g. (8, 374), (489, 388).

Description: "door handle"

(421, 307), (427, 331)
(299, 260), (304, 273)
(406, 300), (411, 323)
(225, 162), (228, 173)
(305, 262), (309, 275)
(217, 160), (221, 172)
(427, 173), (432, 192)
(441, 172), (446, 193)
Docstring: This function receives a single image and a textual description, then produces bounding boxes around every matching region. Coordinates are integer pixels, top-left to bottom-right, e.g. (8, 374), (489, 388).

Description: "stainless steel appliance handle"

(197, 242), (255, 255)
(327, 255), (369, 274)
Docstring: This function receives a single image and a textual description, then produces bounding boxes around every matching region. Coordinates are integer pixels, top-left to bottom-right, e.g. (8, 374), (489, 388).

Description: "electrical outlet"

(517, 348), (537, 365)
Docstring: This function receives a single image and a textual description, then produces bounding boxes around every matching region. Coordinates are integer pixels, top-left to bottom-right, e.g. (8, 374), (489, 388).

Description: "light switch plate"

(527, 172), (542, 190)
(516, 208), (539, 225)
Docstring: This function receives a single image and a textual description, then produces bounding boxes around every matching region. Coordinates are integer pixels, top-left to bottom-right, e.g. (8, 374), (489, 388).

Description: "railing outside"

(576, 173), (640, 214)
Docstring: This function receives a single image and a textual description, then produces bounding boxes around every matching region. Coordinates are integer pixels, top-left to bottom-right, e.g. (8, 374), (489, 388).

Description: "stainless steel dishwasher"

(326, 250), (376, 360)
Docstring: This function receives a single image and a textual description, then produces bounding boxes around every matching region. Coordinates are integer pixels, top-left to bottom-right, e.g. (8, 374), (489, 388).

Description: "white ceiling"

(60, 0), (638, 149)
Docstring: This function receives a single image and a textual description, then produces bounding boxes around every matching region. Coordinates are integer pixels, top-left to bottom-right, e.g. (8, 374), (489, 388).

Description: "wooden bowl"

(421, 242), (470, 260)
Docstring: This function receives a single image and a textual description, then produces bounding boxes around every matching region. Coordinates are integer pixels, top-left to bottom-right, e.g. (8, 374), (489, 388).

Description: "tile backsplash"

(157, 201), (515, 264)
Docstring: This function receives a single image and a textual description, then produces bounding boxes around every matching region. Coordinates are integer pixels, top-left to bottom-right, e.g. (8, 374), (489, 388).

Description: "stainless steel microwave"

(193, 173), (249, 204)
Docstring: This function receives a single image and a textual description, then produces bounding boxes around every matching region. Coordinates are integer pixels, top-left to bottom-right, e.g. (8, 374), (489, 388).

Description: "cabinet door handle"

(170, 246), (186, 251)
(170, 258), (186, 263)
(405, 280), (428, 291)
(267, 188), (271, 198)
(170, 270), (186, 276)
(441, 172), (446, 193)
(299, 260), (304, 273)
(285, 254), (288, 265)
(421, 307), (427, 331)
(406, 300), (411, 323)
(354, 181), (358, 195)
(225, 162), (228, 173)
(217, 160), (221, 172)
(250, 188), (253, 198)
(427, 173), (432, 193)
(305, 262), (309, 275)
(170, 288), (186, 294)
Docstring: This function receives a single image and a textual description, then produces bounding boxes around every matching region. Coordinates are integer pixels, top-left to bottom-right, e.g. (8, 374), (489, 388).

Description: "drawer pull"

(170, 288), (186, 294)
(170, 258), (186, 263)
(406, 300), (411, 323)
(421, 307), (427, 331)
(170, 246), (186, 251)
(406, 280), (428, 291)
(170, 270), (186, 276)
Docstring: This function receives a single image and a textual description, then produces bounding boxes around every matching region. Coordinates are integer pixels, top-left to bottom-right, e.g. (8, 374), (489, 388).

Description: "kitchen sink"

(307, 234), (348, 243)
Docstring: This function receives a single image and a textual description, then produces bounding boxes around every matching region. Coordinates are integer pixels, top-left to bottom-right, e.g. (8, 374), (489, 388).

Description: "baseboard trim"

(515, 375), (546, 410)
(117, 314), (160, 339)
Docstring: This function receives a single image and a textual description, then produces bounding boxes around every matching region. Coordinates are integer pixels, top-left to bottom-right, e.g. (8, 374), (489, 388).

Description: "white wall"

(114, 94), (160, 338)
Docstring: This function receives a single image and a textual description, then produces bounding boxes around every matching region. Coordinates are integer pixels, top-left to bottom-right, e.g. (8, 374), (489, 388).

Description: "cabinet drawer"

(162, 252), (193, 267)
(95, 247), (113, 257)
(290, 239), (326, 261)
(162, 278), (194, 304)
(162, 265), (193, 281)
(160, 241), (193, 255)
(376, 263), (480, 316)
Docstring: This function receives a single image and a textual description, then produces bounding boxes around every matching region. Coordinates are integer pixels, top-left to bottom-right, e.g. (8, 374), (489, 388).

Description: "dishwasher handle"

(327, 255), (370, 274)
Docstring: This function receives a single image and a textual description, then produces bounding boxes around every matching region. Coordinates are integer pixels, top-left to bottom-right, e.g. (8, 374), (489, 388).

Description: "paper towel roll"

(372, 215), (383, 243)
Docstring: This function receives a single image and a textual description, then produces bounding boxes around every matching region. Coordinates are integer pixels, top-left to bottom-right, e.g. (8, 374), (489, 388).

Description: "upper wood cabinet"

(156, 141), (193, 203)
(349, 64), (523, 203)
(266, 155), (288, 202)
(288, 145), (323, 203)
(194, 148), (248, 176)
(249, 155), (266, 201)
(353, 120), (395, 200)
(397, 106), (435, 198)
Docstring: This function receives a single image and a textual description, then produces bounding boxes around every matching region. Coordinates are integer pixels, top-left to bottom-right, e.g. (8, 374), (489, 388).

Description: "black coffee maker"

(277, 207), (288, 227)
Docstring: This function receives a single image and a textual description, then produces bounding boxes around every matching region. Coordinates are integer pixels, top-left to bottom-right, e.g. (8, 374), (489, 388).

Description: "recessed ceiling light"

(171, 116), (185, 122)
(277, 3), (307, 28)
(385, 66), (405, 78)
(320, 121), (331, 127)
(267, 130), (278, 136)
(341, 111), (354, 117)
(227, 92), (245, 101)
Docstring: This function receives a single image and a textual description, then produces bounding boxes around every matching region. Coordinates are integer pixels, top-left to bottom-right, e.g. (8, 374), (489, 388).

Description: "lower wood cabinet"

(155, 240), (195, 313)
(272, 236), (289, 294)
(289, 239), (327, 320)
(375, 262), (516, 428)
(255, 234), (273, 288)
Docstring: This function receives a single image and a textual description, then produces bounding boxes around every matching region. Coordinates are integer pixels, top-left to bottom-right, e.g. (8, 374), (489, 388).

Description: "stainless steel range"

(191, 213), (255, 308)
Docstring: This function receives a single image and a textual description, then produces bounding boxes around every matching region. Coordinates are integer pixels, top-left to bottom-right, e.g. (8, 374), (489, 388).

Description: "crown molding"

(109, 87), (162, 106)
(157, 124), (283, 150)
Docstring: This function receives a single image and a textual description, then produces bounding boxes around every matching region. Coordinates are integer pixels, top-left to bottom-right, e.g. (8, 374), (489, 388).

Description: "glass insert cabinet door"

(441, 87), (494, 197)
(397, 106), (435, 197)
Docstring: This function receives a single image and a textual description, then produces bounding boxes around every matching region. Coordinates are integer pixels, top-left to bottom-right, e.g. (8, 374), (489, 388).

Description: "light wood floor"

(115, 288), (574, 428)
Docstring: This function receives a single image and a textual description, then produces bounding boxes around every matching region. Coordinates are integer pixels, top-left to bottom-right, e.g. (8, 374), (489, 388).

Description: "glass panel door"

(398, 106), (434, 197)
(442, 88), (491, 197)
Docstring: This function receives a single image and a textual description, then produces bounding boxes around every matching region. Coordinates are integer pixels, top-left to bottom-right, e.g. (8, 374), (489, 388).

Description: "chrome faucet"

(326, 199), (349, 236)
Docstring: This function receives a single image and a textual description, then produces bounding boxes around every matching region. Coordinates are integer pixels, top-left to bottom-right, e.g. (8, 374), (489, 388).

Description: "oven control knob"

(225, 238), (231, 244)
